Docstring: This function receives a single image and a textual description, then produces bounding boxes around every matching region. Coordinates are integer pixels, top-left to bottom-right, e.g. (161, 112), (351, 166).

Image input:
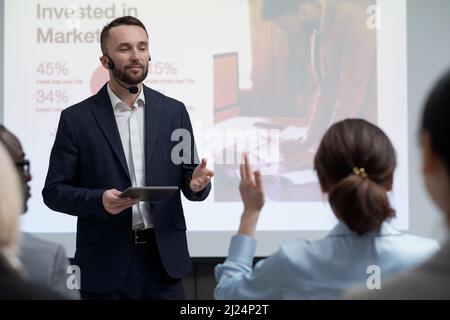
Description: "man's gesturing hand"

(189, 158), (214, 193)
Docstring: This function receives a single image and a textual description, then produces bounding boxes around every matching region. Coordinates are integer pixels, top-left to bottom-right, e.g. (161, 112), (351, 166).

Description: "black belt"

(134, 228), (155, 245)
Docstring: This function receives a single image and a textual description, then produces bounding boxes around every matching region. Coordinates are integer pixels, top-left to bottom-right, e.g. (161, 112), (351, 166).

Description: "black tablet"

(119, 186), (179, 201)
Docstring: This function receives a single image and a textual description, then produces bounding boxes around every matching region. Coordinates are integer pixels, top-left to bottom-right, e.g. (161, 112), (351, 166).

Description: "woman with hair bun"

(215, 119), (438, 299)
(314, 119), (397, 236)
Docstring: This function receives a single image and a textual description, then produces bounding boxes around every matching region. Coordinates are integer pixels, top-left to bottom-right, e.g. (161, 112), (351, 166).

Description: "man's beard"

(113, 63), (149, 85)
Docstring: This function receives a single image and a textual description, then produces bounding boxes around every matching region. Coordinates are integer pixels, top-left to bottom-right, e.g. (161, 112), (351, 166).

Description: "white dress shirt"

(215, 222), (439, 300)
(107, 83), (153, 230)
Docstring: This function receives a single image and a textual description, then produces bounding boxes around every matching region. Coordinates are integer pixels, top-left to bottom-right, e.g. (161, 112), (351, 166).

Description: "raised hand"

(238, 153), (265, 237)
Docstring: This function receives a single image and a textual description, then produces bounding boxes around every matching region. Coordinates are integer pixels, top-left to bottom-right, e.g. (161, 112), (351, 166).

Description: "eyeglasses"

(16, 159), (30, 176)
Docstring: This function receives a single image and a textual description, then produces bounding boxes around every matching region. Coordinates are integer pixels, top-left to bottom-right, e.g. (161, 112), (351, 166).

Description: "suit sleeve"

(42, 110), (109, 221)
(179, 103), (211, 201)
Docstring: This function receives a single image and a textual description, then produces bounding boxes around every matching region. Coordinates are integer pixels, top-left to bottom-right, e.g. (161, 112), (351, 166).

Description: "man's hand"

(238, 153), (265, 237)
(189, 158), (214, 193)
(102, 189), (139, 215)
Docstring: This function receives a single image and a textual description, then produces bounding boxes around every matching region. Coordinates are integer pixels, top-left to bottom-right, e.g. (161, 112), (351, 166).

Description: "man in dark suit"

(42, 16), (213, 299)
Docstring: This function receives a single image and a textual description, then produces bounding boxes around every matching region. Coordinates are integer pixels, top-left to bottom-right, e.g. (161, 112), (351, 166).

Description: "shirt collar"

(107, 82), (145, 112)
(327, 221), (402, 238)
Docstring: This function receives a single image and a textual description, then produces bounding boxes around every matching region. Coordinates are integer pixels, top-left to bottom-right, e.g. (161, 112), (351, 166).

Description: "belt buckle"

(134, 229), (147, 244)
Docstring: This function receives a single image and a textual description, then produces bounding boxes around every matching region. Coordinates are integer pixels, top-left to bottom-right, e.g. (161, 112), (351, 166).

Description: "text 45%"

(36, 62), (69, 76)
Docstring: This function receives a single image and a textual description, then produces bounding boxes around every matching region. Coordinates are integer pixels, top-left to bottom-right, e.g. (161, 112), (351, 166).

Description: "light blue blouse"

(215, 222), (439, 300)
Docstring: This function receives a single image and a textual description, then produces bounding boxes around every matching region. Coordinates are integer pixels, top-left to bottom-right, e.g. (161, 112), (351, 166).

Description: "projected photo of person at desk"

(212, 51), (320, 202)
(212, 0), (379, 204)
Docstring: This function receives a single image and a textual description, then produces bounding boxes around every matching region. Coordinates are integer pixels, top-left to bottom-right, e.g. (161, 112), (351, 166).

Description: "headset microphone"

(126, 85), (139, 94)
(104, 53), (140, 94)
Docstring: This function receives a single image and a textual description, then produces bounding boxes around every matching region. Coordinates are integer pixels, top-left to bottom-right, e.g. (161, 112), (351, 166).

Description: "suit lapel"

(143, 85), (162, 182)
(91, 84), (130, 180)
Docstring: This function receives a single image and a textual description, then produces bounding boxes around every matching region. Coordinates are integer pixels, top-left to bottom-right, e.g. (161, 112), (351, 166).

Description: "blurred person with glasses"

(0, 125), (80, 299)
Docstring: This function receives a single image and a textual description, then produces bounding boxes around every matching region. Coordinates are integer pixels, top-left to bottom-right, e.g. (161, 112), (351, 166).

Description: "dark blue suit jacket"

(42, 84), (211, 293)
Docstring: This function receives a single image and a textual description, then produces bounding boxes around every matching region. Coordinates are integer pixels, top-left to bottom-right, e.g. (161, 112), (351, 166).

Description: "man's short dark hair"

(100, 16), (148, 54)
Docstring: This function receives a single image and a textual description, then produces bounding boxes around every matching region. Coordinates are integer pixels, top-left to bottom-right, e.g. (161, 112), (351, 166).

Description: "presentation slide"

(3, 0), (408, 247)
